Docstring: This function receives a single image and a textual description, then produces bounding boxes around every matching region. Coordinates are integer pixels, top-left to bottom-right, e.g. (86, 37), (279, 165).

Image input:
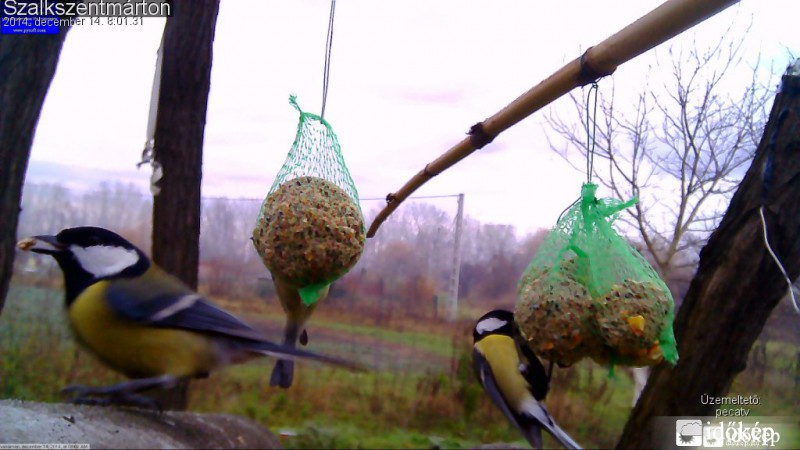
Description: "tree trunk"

(149, 0), (220, 410)
(617, 72), (800, 448)
(0, 29), (71, 315)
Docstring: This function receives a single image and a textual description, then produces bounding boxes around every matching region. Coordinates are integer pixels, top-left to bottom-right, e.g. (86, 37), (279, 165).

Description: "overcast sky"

(24, 0), (798, 236)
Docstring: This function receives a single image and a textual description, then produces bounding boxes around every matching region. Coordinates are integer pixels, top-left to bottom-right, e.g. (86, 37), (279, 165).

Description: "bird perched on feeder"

(17, 226), (362, 408)
(472, 309), (581, 449)
(269, 277), (329, 388)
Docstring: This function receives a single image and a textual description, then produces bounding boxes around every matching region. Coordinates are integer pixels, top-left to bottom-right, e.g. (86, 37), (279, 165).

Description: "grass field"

(2, 280), (798, 449)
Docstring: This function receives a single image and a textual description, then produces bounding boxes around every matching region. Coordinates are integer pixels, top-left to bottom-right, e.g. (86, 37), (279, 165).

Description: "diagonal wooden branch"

(367, 0), (740, 238)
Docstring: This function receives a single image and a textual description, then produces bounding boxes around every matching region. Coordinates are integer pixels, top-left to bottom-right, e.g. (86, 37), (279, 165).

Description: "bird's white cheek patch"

(476, 317), (507, 334)
(71, 245), (139, 278)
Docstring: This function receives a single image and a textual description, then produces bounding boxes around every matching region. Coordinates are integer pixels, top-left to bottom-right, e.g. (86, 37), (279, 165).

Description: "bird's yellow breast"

(68, 281), (218, 379)
(476, 334), (532, 412)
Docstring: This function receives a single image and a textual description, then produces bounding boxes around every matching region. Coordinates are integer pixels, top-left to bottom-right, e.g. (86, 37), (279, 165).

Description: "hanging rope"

(585, 82), (599, 182)
(320, 0), (336, 120)
(556, 83), (601, 224)
(137, 32), (165, 196)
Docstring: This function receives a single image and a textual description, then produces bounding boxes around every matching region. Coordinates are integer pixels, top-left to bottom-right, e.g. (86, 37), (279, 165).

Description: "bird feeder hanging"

(514, 85), (678, 373)
(252, 96), (365, 306)
(252, 0), (364, 307)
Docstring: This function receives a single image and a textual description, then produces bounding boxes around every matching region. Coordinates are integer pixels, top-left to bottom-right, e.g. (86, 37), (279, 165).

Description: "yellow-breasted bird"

(17, 226), (362, 407)
(472, 309), (581, 449)
(269, 277), (329, 388)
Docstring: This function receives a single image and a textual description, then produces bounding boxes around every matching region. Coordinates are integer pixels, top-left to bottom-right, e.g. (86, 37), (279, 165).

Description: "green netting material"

(269, 96), (362, 211)
(516, 182), (678, 370)
(254, 96), (365, 306)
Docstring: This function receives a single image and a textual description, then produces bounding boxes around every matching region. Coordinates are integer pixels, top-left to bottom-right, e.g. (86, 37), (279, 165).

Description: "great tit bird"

(17, 226), (362, 407)
(472, 309), (581, 450)
(269, 277), (329, 388)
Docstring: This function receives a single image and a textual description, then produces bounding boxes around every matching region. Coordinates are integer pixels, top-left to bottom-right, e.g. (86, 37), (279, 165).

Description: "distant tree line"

(15, 181), (699, 320)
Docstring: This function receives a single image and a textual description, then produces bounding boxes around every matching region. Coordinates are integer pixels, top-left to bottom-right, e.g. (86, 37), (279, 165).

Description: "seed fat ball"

(253, 176), (366, 286)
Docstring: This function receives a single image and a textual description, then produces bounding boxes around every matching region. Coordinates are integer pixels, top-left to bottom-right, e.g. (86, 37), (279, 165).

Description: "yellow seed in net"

(627, 315), (646, 336)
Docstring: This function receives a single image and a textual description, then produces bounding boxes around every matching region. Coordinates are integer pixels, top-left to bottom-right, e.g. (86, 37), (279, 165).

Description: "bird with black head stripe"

(17, 226), (364, 408)
(472, 309), (581, 449)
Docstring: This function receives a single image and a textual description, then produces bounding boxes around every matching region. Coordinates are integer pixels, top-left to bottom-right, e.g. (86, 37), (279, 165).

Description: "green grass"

(300, 319), (458, 359)
(0, 284), (123, 400)
(188, 362), (543, 449)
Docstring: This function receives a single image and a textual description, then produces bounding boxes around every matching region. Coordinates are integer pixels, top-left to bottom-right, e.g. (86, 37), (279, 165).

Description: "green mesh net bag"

(253, 96), (366, 306)
(514, 182), (678, 370)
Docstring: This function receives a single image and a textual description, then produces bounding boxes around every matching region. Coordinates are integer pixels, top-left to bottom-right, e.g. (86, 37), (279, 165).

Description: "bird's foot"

(299, 329), (309, 346)
(62, 384), (162, 411)
(61, 375), (179, 411)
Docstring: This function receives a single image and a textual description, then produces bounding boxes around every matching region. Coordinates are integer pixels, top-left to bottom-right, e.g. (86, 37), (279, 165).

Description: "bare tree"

(544, 30), (774, 280)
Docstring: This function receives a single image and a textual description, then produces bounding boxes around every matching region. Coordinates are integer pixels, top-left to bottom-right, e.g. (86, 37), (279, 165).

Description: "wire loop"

(320, 0), (336, 120)
(585, 82), (599, 182)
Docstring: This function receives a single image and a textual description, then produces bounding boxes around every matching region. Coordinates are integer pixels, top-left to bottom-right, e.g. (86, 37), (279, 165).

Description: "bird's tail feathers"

(270, 359), (295, 388)
(518, 421), (544, 449)
(270, 321), (302, 388)
(249, 340), (366, 375)
(544, 421), (582, 450)
(521, 398), (582, 450)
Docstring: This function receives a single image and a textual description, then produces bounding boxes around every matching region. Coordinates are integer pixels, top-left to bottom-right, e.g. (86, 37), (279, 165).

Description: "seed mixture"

(253, 176), (365, 287)
(594, 279), (671, 365)
(515, 266), (603, 367)
(516, 259), (672, 367)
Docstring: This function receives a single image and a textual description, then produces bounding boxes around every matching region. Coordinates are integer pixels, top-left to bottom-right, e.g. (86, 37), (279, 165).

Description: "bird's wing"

(473, 348), (543, 449)
(105, 267), (265, 341)
(516, 338), (550, 401)
(103, 267), (367, 373)
(514, 343), (583, 449)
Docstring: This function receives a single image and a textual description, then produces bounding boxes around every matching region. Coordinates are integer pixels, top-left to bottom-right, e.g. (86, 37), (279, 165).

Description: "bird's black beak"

(17, 235), (67, 255)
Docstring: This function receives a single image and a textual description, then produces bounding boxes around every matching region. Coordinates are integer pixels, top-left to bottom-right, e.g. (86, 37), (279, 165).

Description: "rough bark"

(149, 0), (220, 410)
(617, 73), (800, 448)
(0, 29), (71, 315)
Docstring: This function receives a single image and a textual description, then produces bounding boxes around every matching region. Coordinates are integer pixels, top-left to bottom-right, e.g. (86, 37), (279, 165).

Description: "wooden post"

(148, 0), (220, 410)
(445, 193), (465, 322)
